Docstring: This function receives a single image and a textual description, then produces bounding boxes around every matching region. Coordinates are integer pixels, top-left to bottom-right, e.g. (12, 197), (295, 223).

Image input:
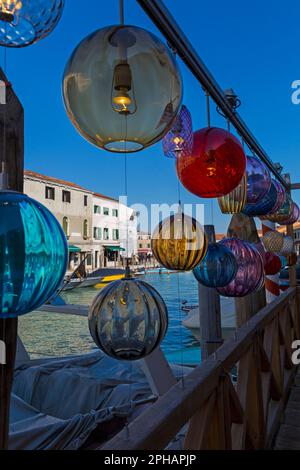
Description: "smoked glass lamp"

(0, 191), (68, 317)
(279, 202), (300, 225)
(245, 155), (271, 204)
(218, 174), (247, 214)
(280, 235), (294, 255)
(0, 0), (64, 47)
(162, 105), (193, 159)
(63, 25), (183, 153)
(193, 242), (237, 288)
(176, 127), (246, 198)
(151, 212), (207, 271)
(88, 271), (168, 361)
(217, 238), (264, 297)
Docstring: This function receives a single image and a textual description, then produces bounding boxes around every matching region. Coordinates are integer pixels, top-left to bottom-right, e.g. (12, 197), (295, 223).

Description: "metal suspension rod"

(136, 0), (289, 189)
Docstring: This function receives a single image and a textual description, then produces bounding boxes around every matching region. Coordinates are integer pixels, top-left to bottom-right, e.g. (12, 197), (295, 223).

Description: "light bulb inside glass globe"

(0, 0), (22, 22)
(111, 62), (136, 115)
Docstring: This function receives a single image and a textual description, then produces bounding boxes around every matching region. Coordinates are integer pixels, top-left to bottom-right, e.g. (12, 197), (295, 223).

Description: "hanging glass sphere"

(0, 0), (64, 47)
(261, 193), (293, 224)
(280, 235), (294, 255)
(63, 25), (183, 153)
(151, 212), (207, 271)
(254, 241), (266, 265)
(279, 202), (300, 226)
(193, 242), (237, 288)
(218, 174), (247, 214)
(176, 127), (246, 198)
(246, 155), (271, 204)
(0, 191), (68, 318)
(262, 230), (285, 253)
(217, 238), (264, 297)
(162, 105), (193, 159)
(267, 180), (285, 215)
(243, 179), (281, 217)
(264, 252), (282, 275)
(88, 274), (168, 361)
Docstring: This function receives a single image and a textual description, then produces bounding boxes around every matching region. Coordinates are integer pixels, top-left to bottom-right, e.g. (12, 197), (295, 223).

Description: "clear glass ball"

(63, 25), (183, 153)
(0, 0), (64, 47)
(89, 276), (168, 361)
(0, 191), (68, 317)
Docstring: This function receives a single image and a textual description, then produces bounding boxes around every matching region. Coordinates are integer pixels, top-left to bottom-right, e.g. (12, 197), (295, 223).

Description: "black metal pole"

(136, 0), (289, 189)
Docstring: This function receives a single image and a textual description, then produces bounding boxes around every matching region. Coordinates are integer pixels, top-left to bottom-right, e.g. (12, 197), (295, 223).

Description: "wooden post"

(198, 225), (222, 360)
(0, 69), (24, 449)
(227, 213), (266, 327)
(285, 174), (297, 288)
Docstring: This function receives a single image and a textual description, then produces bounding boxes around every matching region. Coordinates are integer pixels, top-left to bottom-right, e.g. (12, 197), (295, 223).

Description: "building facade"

(24, 170), (138, 272)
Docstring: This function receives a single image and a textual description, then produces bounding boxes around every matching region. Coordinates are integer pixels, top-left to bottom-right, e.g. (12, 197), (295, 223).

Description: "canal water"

(18, 272), (201, 365)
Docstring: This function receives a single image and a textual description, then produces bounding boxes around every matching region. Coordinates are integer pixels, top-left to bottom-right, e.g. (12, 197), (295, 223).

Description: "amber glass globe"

(218, 174), (247, 214)
(151, 212), (207, 271)
(63, 25), (183, 153)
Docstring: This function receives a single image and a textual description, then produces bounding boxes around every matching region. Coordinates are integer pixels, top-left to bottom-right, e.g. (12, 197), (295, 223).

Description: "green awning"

(105, 246), (125, 252)
(68, 245), (81, 253)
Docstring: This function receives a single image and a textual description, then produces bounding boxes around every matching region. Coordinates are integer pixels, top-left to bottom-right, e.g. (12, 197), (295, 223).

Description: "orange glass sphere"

(176, 127), (246, 198)
(151, 212), (207, 271)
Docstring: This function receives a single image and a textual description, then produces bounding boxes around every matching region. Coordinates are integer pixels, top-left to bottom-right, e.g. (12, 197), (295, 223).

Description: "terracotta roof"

(24, 170), (117, 201)
(93, 191), (118, 203)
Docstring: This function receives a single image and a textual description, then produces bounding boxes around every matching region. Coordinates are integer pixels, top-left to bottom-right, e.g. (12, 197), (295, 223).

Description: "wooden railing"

(102, 287), (300, 450)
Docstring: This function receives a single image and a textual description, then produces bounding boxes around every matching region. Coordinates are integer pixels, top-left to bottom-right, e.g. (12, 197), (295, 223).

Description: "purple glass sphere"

(268, 180), (285, 215)
(279, 202), (300, 225)
(243, 179), (279, 216)
(246, 155), (271, 204)
(162, 105), (193, 159)
(217, 238), (264, 297)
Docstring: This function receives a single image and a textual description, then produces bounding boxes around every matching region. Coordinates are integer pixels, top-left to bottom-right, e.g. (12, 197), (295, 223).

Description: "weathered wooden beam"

(198, 225), (222, 360)
(0, 68), (24, 450)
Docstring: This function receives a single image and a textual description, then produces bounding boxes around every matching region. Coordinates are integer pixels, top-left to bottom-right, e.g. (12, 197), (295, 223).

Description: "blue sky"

(4, 0), (300, 233)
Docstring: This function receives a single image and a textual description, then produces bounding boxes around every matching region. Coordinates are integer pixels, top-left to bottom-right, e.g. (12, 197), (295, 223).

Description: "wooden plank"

(198, 225), (222, 360)
(274, 423), (300, 450)
(183, 392), (216, 450)
(0, 69), (24, 450)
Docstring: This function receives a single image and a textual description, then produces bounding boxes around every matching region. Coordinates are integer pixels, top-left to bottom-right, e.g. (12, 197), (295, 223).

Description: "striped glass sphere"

(0, 191), (68, 318)
(243, 179), (281, 217)
(193, 242), (237, 288)
(262, 193), (293, 224)
(217, 238), (264, 297)
(0, 0), (64, 47)
(262, 231), (285, 253)
(218, 174), (247, 214)
(246, 155), (271, 204)
(176, 127), (246, 198)
(279, 202), (300, 225)
(267, 180), (285, 215)
(280, 236), (294, 255)
(162, 105), (193, 159)
(88, 275), (168, 360)
(151, 212), (207, 271)
(264, 252), (282, 275)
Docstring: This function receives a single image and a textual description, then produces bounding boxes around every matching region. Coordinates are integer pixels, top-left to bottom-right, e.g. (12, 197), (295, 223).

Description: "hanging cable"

(119, 0), (125, 25)
(205, 90), (211, 128)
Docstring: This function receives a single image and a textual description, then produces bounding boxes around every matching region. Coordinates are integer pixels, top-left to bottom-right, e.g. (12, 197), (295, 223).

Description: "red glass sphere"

(264, 251), (282, 275)
(176, 127), (246, 198)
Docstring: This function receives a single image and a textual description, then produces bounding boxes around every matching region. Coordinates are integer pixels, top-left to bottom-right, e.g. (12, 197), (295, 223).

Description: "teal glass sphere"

(0, 191), (68, 318)
(193, 242), (237, 288)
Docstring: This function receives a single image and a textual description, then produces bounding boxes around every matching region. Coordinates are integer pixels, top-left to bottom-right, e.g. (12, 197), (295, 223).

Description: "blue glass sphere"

(243, 179), (280, 217)
(193, 242), (238, 288)
(0, 191), (68, 318)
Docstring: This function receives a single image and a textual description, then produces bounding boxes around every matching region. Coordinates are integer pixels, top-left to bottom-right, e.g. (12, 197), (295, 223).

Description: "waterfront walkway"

(274, 368), (300, 449)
